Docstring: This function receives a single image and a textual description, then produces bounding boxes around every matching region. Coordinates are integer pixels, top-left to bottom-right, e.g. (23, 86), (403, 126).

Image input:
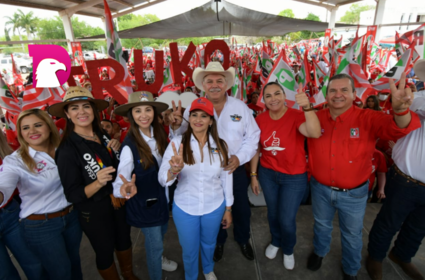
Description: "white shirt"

(158, 135), (233, 215)
(0, 147), (71, 218)
(392, 90), (425, 183)
(145, 69), (155, 80)
(171, 95), (260, 166)
(112, 127), (167, 199)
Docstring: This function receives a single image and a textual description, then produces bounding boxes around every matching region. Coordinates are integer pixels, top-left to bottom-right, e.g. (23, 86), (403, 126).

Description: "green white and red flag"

(312, 59), (325, 88)
(260, 51), (273, 84)
(0, 78), (21, 115)
(311, 75), (328, 107)
(10, 54), (24, 87)
(103, 0), (132, 98)
(298, 49), (311, 88)
(158, 63), (174, 95)
(257, 53), (298, 109)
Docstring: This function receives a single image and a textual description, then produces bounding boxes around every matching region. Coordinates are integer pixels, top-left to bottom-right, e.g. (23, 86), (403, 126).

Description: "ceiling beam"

(112, 0), (134, 7)
(63, 0), (118, 12)
(0, 0), (102, 17)
(59, 0), (104, 17)
(335, 0), (364, 6)
(112, 0), (168, 18)
(290, 0), (335, 10)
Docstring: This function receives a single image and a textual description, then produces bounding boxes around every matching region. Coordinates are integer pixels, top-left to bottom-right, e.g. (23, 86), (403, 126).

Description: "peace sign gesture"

(168, 100), (183, 129)
(169, 142), (184, 173)
(119, 174), (137, 199)
(390, 72), (414, 113)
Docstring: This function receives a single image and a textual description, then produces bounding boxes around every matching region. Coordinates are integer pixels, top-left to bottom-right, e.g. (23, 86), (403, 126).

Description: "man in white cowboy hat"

(366, 59), (425, 280)
(169, 61), (260, 262)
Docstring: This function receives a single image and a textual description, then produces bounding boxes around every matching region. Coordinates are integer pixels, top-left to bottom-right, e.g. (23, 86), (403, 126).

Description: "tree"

(4, 12), (24, 49)
(340, 4), (375, 24)
(278, 9), (295, 18)
(17, 9), (38, 40)
(300, 13), (324, 39)
(4, 28), (11, 41)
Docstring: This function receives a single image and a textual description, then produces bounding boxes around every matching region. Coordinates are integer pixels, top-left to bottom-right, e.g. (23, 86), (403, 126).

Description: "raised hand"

(169, 100), (183, 129)
(96, 166), (116, 187)
(119, 174), (137, 199)
(107, 139), (121, 152)
(390, 72), (414, 113)
(295, 82), (310, 109)
(169, 142), (184, 173)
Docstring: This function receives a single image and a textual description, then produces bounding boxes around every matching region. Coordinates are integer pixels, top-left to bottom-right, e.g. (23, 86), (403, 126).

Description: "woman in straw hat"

(111, 91), (178, 280)
(49, 87), (137, 280)
(159, 97), (233, 280)
(0, 109), (82, 279)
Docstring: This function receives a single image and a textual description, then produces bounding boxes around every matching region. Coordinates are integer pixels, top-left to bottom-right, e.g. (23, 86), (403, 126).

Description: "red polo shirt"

(308, 105), (421, 189)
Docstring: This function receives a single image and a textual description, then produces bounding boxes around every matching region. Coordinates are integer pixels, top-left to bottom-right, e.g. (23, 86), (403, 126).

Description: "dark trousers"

(78, 196), (132, 270)
(217, 166), (251, 245)
(368, 166), (425, 262)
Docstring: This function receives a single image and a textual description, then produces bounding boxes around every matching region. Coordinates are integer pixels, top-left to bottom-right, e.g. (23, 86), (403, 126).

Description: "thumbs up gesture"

(295, 82), (310, 110)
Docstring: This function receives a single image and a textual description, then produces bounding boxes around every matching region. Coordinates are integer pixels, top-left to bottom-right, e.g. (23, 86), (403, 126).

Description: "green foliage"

(278, 9), (295, 18)
(340, 4), (375, 24)
(4, 28), (11, 41)
(299, 13), (324, 40)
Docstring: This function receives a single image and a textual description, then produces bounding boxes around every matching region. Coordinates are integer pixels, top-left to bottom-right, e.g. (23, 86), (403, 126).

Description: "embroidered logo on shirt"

(230, 114), (242, 122)
(36, 161), (47, 173)
(263, 131), (285, 156)
(211, 148), (219, 154)
(350, 128), (360, 138)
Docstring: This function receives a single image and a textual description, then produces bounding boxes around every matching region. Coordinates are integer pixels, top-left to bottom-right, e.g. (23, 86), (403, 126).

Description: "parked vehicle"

(0, 56), (32, 74)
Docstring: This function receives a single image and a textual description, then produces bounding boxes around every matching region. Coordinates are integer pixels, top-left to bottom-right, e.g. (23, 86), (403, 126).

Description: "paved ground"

(12, 204), (425, 280)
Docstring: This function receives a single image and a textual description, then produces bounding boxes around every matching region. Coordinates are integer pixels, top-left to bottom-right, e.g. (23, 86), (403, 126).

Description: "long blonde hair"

(16, 109), (60, 172)
(0, 130), (13, 160)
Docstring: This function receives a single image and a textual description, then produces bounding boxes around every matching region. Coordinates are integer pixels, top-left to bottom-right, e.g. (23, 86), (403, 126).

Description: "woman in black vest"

(112, 91), (177, 280)
(49, 87), (138, 280)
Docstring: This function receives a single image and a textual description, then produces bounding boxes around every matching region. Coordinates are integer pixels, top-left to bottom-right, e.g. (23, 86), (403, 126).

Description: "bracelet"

(250, 172), (257, 177)
(225, 208), (232, 212)
(302, 105), (315, 112)
(393, 108), (410, 116)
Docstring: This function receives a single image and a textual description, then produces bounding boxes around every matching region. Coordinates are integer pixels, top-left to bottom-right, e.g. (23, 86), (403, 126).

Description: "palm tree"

(4, 12), (24, 49)
(17, 9), (38, 41)
(29, 25), (37, 40)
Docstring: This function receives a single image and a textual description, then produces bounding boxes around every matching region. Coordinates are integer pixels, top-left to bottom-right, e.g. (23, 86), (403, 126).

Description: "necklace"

(76, 132), (97, 140)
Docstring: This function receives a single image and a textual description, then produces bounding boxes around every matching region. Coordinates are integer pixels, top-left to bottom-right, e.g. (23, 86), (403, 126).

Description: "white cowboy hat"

(192, 61), (235, 92)
(414, 59), (425, 82)
(114, 91), (168, 117)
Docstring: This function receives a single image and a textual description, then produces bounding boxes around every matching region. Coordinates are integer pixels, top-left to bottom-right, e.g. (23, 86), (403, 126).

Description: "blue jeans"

(173, 201), (225, 280)
(0, 199), (45, 280)
(258, 165), (308, 255)
(217, 166), (250, 245)
(140, 223), (168, 280)
(311, 177), (369, 276)
(368, 166), (425, 262)
(20, 209), (83, 280)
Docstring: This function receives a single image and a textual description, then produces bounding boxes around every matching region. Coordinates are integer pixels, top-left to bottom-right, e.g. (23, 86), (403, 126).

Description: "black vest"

(121, 136), (169, 228)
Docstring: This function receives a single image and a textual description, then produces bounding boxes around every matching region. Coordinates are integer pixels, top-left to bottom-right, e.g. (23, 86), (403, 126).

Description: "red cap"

(190, 97), (214, 116)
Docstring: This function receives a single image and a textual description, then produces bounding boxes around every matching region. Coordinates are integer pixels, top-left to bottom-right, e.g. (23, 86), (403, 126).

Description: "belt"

(330, 181), (367, 192)
(26, 205), (74, 221)
(393, 165), (425, 187)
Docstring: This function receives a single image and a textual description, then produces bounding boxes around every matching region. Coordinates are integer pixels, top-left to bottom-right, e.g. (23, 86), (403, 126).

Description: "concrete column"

(61, 13), (75, 52)
(373, 0), (387, 42)
(328, 7), (338, 30)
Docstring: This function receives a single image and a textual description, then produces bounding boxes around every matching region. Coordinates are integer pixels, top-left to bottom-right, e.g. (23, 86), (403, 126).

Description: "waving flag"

(21, 86), (54, 111)
(158, 63), (174, 94)
(298, 49), (311, 88)
(10, 54), (24, 87)
(312, 75), (329, 107)
(231, 69), (244, 101)
(260, 51), (273, 84)
(0, 78), (21, 115)
(257, 53), (298, 109)
(103, 0), (132, 99)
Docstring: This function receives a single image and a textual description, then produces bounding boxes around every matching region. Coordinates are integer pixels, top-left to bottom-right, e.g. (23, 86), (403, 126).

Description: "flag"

(260, 51), (273, 84)
(21, 85), (54, 111)
(257, 53), (298, 109)
(158, 63), (174, 94)
(10, 54), (24, 87)
(312, 75), (329, 107)
(372, 47), (414, 91)
(103, 0), (132, 98)
(298, 49), (311, 88)
(48, 86), (66, 105)
(0, 78), (21, 115)
(312, 60), (325, 88)
(231, 69), (243, 101)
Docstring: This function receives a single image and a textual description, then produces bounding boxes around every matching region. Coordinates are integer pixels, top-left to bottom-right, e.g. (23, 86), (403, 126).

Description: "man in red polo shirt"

(306, 73), (421, 280)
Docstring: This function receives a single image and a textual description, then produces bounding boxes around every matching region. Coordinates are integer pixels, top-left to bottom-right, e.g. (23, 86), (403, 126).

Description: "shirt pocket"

(343, 138), (362, 162)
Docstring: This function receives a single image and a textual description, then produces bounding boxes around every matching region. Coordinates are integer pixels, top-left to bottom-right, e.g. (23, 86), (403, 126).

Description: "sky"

(0, 0), (377, 38)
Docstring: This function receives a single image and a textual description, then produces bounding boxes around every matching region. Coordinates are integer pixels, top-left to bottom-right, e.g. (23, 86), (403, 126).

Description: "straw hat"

(414, 59), (425, 82)
(193, 61), (235, 91)
(114, 91), (168, 117)
(48, 86), (108, 119)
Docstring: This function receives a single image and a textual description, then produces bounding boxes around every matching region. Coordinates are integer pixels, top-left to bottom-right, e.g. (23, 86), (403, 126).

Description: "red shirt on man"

(256, 108), (307, 175)
(369, 149), (388, 191)
(308, 105), (420, 189)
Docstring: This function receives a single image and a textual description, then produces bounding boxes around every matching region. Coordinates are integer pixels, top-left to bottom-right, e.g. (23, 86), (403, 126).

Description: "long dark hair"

(181, 113), (228, 166)
(365, 95), (381, 111)
(126, 105), (168, 169)
(60, 101), (104, 144)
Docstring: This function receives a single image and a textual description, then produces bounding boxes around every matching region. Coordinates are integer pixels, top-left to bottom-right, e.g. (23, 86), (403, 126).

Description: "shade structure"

(86, 0), (354, 40)
(379, 36), (395, 44)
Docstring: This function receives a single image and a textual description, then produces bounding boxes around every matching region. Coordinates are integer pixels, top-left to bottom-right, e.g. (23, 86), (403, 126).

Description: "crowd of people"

(0, 49), (424, 280)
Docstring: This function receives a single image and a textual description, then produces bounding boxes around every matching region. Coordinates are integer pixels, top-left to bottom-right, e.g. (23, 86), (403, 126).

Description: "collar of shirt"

(326, 105), (356, 123)
(140, 127), (154, 142)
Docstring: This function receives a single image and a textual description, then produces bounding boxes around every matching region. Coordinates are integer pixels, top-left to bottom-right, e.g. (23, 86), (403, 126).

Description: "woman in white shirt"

(0, 109), (83, 280)
(159, 97), (233, 280)
(112, 91), (178, 280)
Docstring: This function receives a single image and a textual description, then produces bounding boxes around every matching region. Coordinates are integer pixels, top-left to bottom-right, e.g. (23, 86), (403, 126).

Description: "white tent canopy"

(87, 0), (354, 40)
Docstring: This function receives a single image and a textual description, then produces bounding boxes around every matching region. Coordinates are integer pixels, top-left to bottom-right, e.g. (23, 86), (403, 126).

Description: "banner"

(71, 42), (87, 74)
(365, 25), (377, 65)
(323, 29), (332, 60)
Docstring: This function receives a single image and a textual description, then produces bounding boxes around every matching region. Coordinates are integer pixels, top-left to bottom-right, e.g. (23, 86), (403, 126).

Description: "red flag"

(21, 85), (54, 111)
